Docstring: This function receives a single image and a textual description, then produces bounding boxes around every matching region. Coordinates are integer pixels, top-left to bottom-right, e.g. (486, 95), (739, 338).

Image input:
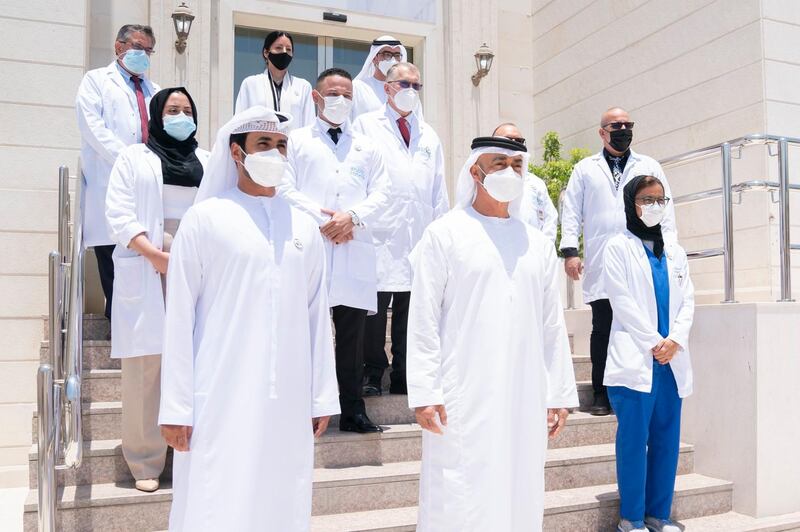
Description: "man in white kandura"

(351, 35), (422, 119)
(353, 61), (448, 397)
(407, 136), (579, 532)
(493, 122), (558, 243)
(281, 67), (390, 433)
(159, 106), (340, 531)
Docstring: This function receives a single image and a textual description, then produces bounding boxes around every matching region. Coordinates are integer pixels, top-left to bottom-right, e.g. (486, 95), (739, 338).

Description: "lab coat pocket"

(346, 240), (378, 283)
(112, 255), (145, 300)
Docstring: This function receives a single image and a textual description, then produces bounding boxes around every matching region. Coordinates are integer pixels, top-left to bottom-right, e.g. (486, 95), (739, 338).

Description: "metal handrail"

(661, 134), (798, 302)
(38, 166), (84, 531)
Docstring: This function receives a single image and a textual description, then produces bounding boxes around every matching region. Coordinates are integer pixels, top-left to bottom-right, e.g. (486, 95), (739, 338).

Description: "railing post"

(721, 142), (737, 303)
(776, 139), (794, 301)
(57, 167), (70, 261)
(48, 253), (63, 379)
(37, 365), (56, 532)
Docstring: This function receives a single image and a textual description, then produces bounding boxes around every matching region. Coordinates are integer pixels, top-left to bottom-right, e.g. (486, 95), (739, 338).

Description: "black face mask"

(608, 128), (633, 153)
(268, 52), (292, 71)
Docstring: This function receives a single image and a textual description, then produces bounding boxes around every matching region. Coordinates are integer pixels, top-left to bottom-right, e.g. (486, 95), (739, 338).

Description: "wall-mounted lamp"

(471, 43), (494, 86)
(171, 2), (195, 54)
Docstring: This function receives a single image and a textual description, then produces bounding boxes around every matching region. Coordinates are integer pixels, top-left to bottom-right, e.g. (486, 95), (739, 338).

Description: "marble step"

(31, 428), (680, 491)
(23, 473), (731, 532)
(310, 473), (733, 532)
(679, 510), (800, 531)
(33, 395), (615, 449)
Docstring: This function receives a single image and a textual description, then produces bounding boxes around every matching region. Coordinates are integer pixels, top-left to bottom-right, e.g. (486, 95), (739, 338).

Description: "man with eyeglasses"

(560, 107), (677, 416)
(351, 35), (423, 119)
(76, 24), (160, 327)
(353, 62), (449, 398)
(493, 123), (558, 242)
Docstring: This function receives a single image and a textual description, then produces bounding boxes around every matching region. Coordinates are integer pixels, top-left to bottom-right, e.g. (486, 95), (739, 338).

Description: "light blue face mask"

(122, 49), (150, 75)
(162, 113), (196, 141)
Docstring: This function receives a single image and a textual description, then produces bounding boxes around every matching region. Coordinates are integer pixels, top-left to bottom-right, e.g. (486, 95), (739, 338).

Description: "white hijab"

(354, 35), (408, 82)
(194, 106), (292, 203)
(454, 145), (530, 219)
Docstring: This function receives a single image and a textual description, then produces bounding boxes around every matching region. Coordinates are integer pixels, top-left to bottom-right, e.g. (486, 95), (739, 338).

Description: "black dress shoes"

(589, 395), (612, 416)
(339, 413), (384, 433)
(362, 377), (382, 397)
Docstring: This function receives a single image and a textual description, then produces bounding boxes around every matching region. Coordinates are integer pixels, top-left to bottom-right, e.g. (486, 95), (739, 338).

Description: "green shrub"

(529, 131), (590, 255)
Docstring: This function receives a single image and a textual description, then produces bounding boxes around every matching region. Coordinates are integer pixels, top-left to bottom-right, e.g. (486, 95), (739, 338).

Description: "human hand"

(415, 405), (448, 435)
(161, 424), (192, 451)
(564, 257), (583, 281)
(147, 250), (170, 274)
(547, 408), (569, 438)
(652, 339), (680, 365)
(312, 416), (331, 438)
(320, 209), (355, 241)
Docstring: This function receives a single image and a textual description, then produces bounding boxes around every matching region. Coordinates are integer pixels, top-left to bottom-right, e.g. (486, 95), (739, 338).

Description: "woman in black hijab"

(104, 87), (209, 494)
(603, 175), (696, 532)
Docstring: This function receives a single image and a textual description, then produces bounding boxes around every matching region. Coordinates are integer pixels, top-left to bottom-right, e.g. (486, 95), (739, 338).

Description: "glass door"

(233, 27), (414, 107)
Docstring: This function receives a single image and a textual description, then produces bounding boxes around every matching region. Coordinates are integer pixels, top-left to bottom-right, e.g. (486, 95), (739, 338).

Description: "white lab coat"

(352, 106), (449, 291)
(76, 61), (160, 247)
(560, 149), (677, 303)
(105, 144), (209, 358)
(234, 71), (315, 128)
(407, 207), (579, 532)
(280, 118), (391, 312)
(518, 171), (558, 243)
(603, 231), (695, 398)
(159, 188), (340, 531)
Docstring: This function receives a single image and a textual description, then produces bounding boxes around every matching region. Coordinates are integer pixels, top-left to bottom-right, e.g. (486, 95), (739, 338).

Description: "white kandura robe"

(407, 207), (579, 532)
(159, 187), (340, 532)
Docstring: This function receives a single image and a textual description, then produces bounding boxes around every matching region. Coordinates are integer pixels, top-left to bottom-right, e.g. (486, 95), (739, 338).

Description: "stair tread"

(680, 510), (800, 531)
(307, 474), (733, 531)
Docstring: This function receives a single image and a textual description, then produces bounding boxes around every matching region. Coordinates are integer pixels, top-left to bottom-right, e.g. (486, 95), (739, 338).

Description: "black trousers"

(331, 305), (368, 418)
(363, 291), (410, 388)
(589, 298), (613, 403)
(94, 244), (115, 320)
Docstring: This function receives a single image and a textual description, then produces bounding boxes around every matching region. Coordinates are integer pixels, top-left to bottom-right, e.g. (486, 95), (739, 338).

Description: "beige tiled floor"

(0, 487), (26, 532)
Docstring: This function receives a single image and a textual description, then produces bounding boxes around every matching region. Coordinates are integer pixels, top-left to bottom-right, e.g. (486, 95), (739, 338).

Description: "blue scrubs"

(607, 244), (682, 524)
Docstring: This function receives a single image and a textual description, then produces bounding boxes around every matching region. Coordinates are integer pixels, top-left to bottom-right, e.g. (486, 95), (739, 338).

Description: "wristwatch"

(347, 209), (362, 227)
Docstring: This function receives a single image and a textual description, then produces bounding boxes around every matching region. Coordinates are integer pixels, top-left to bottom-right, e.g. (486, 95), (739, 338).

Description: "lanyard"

(266, 70), (286, 112)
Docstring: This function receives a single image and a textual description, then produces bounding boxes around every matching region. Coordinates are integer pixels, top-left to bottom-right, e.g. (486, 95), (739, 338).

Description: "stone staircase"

(20, 312), (797, 531)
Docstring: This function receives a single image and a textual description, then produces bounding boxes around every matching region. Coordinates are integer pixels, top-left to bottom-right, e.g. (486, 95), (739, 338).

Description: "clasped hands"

(415, 405), (569, 439)
(652, 338), (679, 365)
(320, 208), (355, 245)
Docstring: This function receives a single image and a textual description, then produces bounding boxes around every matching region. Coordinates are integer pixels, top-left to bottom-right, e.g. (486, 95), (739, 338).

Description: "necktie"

(328, 127), (342, 144)
(397, 117), (410, 147)
(131, 76), (149, 143)
(610, 156), (623, 190)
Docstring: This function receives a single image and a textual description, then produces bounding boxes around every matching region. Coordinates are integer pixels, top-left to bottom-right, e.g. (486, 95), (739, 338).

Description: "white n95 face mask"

(378, 58), (398, 76)
(321, 95), (352, 125)
(239, 147), (287, 188)
(393, 88), (419, 113)
(639, 203), (666, 227)
(480, 166), (524, 202)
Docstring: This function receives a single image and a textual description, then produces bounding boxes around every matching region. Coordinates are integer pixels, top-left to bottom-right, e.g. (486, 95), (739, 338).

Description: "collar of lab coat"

(314, 115), (350, 143)
(106, 60), (154, 109)
(591, 148), (643, 184)
(380, 103), (421, 147)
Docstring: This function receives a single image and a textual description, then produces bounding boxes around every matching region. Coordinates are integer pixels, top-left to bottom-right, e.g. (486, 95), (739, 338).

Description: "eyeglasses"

(388, 80), (423, 91)
(377, 51), (403, 61)
(120, 41), (156, 55)
(635, 196), (670, 207)
(602, 121), (634, 130)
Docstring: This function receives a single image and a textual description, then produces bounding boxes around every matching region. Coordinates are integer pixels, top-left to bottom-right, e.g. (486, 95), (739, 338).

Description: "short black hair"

(263, 31), (293, 56)
(316, 67), (352, 88)
(116, 24), (156, 46)
(229, 132), (248, 149)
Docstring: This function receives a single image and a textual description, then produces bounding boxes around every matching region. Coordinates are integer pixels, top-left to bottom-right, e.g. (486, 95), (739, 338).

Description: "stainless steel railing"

(38, 166), (84, 531)
(562, 133), (798, 308)
(661, 133), (799, 302)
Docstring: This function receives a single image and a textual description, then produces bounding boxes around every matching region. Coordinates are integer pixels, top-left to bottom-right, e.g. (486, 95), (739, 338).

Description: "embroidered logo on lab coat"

(350, 166), (366, 180)
(418, 146), (432, 161)
(293, 238), (303, 250)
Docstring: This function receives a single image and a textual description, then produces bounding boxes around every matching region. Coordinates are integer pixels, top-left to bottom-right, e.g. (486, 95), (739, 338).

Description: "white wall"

(0, 0), (88, 487)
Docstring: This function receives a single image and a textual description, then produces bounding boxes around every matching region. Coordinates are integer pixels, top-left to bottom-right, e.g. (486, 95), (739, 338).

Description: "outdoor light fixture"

(471, 43), (494, 86)
(172, 2), (195, 54)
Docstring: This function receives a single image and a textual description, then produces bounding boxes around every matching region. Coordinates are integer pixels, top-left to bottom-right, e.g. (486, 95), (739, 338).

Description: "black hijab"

(146, 87), (204, 188)
(623, 175), (664, 258)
